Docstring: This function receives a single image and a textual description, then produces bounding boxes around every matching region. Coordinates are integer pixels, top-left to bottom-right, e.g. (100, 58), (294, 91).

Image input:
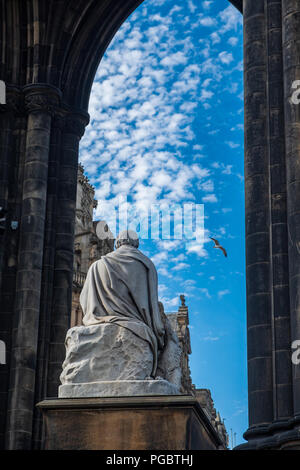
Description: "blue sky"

(79, 0), (247, 447)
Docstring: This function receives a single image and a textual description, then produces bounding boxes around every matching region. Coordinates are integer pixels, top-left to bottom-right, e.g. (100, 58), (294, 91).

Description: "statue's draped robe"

(80, 245), (165, 376)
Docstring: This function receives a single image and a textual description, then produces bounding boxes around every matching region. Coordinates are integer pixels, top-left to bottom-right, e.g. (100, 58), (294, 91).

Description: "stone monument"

(59, 229), (182, 398)
(38, 230), (228, 449)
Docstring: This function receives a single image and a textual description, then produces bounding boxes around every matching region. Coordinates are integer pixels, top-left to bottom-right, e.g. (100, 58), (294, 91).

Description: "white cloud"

(151, 251), (168, 266)
(161, 296), (181, 309)
(198, 288), (211, 298)
(203, 1), (212, 9)
(172, 253), (187, 262)
(226, 141), (240, 149)
(200, 88), (214, 102)
(219, 5), (243, 34)
(203, 335), (220, 341)
(158, 267), (172, 278)
(219, 51), (234, 65)
(222, 208), (232, 214)
(202, 194), (218, 203)
(193, 144), (204, 151)
(208, 129), (219, 135)
(227, 82), (238, 94)
(203, 177), (215, 190)
(202, 78), (212, 88)
(169, 5), (182, 16)
(186, 241), (208, 258)
(222, 165), (233, 175)
(158, 284), (168, 294)
(228, 36), (239, 47)
(211, 32), (221, 44)
(188, 0), (197, 14)
(172, 262), (190, 272)
(158, 240), (181, 251)
(218, 289), (230, 299)
(161, 52), (188, 68)
(199, 16), (216, 27)
(183, 279), (196, 288)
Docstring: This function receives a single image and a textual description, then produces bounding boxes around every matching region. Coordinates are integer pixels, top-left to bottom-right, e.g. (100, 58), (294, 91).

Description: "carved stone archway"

(1, 0), (300, 451)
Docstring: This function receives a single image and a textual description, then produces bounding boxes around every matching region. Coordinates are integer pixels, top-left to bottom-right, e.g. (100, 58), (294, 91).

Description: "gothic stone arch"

(0, 0), (300, 451)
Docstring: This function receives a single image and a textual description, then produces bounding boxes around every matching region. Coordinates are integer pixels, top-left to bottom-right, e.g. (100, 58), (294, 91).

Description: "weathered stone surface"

(283, 0), (300, 420)
(60, 323), (154, 386)
(156, 316), (182, 391)
(38, 396), (225, 450)
(59, 379), (179, 398)
(59, 322), (181, 398)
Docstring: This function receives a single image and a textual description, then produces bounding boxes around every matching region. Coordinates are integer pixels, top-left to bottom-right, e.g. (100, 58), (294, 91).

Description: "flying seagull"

(209, 237), (227, 258)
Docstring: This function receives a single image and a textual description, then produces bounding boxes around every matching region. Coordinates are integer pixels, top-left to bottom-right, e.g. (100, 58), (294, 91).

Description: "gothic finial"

(180, 294), (186, 306)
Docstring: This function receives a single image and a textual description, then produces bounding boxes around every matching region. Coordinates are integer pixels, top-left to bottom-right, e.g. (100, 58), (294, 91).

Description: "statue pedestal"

(59, 379), (179, 397)
(37, 396), (225, 450)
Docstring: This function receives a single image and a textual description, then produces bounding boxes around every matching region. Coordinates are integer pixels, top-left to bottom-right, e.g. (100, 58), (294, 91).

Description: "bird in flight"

(209, 237), (227, 258)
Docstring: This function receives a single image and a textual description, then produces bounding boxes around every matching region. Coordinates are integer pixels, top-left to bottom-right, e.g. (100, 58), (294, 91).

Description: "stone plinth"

(59, 379), (179, 398)
(37, 396), (225, 450)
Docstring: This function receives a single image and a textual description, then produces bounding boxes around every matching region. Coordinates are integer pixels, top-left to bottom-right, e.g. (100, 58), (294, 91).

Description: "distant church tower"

(71, 164), (114, 326)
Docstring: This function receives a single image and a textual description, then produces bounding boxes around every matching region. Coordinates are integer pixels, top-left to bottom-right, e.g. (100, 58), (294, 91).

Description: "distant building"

(195, 389), (229, 448)
(166, 299), (228, 448)
(165, 295), (193, 394)
(71, 164), (114, 327)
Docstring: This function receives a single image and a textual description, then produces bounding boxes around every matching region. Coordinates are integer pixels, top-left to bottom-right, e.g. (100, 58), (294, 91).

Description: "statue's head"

(115, 229), (139, 249)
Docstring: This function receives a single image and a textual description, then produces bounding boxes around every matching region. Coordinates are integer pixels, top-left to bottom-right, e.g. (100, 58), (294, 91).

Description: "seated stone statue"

(59, 230), (182, 397)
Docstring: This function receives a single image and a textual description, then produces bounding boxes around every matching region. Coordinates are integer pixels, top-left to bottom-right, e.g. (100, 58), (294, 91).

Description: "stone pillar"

(244, 0), (274, 430)
(32, 114), (65, 449)
(243, 0), (293, 442)
(265, 0), (292, 423)
(0, 87), (28, 449)
(5, 85), (61, 449)
(0, 90), (15, 448)
(282, 0), (300, 421)
(46, 112), (88, 399)
(0, 110), (11, 267)
(237, 0), (300, 449)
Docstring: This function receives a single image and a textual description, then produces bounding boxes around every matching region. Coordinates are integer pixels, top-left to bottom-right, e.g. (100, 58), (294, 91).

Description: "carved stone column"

(32, 114), (65, 449)
(282, 0), (300, 423)
(243, 0), (275, 432)
(0, 87), (24, 447)
(5, 85), (61, 450)
(46, 112), (89, 399)
(238, 0), (300, 450)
